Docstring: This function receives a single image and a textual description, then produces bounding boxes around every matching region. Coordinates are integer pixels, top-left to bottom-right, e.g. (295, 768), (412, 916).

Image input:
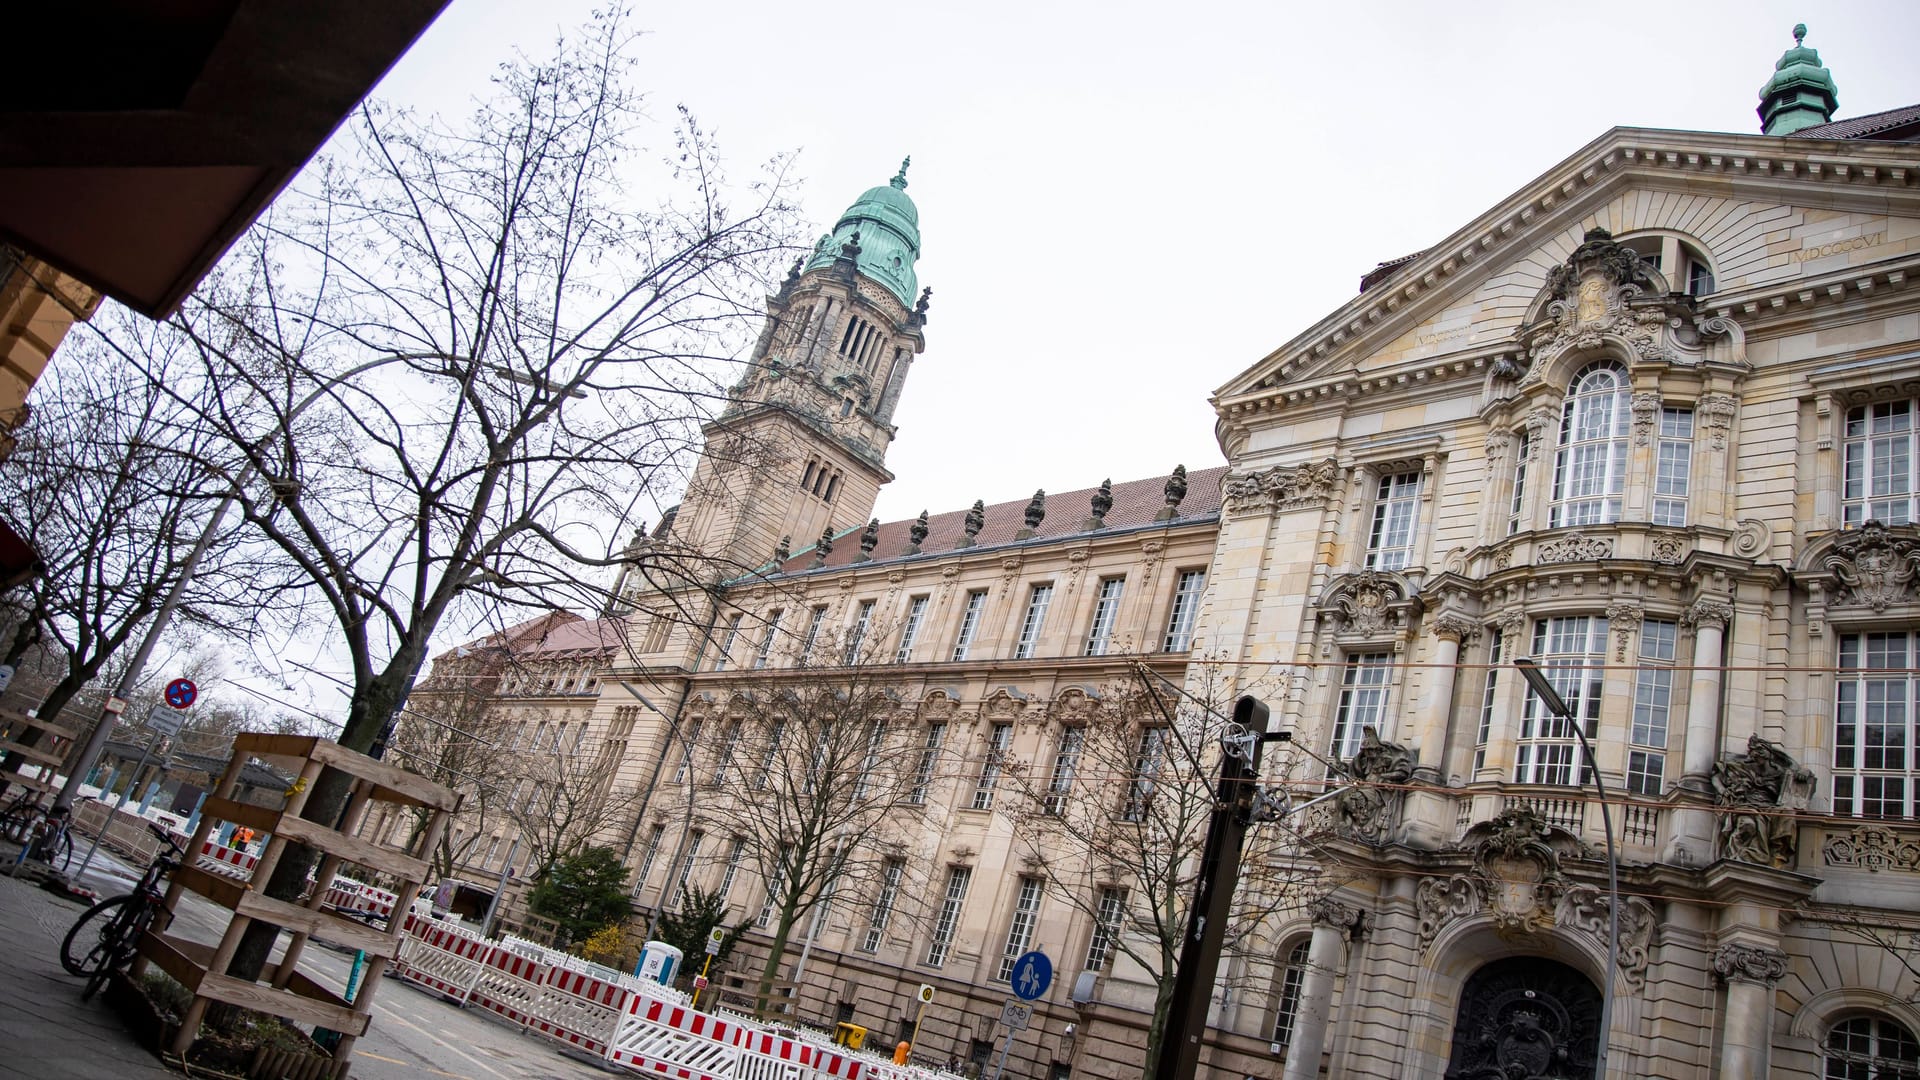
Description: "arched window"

(1551, 362), (1631, 527)
(1826, 1015), (1920, 1078)
(1271, 939), (1311, 1051)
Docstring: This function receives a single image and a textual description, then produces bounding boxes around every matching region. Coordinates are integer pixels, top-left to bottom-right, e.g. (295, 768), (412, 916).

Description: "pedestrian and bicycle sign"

(1010, 950), (1052, 1001)
(164, 678), (197, 709)
(998, 1000), (1032, 1032)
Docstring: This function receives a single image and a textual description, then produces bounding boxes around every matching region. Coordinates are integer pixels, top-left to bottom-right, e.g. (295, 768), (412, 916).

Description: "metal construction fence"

(391, 910), (966, 1080)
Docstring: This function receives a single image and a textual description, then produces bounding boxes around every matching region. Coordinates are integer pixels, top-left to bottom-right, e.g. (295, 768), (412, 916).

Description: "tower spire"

(1758, 23), (1838, 135)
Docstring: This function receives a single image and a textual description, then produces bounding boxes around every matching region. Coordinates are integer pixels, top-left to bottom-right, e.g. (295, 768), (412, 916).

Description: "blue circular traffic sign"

(1010, 951), (1052, 1000)
(164, 678), (197, 709)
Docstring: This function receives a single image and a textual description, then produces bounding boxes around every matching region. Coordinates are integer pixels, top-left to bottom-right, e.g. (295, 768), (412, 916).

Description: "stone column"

(1282, 898), (1361, 1080)
(1404, 615), (1475, 846)
(1681, 599), (1734, 780)
(1713, 943), (1788, 1077)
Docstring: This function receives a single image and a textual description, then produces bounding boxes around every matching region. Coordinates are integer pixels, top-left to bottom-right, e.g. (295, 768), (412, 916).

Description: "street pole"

(70, 728), (164, 880)
(481, 835), (520, 937)
(1515, 658), (1618, 1079)
(1153, 695), (1274, 1080)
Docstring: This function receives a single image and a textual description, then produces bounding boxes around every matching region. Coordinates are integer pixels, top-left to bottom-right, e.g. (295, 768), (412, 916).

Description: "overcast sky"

(372, 0), (1920, 531)
(226, 2), (1917, 720)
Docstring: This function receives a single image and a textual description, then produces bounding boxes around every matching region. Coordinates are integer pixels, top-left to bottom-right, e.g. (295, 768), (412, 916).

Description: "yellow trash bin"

(833, 1023), (867, 1050)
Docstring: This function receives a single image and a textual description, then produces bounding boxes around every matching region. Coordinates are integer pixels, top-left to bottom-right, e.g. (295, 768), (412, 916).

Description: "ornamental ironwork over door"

(1444, 956), (1602, 1079)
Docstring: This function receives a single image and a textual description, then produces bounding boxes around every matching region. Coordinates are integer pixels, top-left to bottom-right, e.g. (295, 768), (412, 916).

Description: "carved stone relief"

(1559, 885), (1658, 989)
(1221, 458), (1343, 514)
(1823, 824), (1920, 872)
(1536, 534), (1613, 564)
(1333, 727), (1417, 844)
(1711, 734), (1816, 867)
(1316, 569), (1420, 651)
(1711, 943), (1789, 985)
(1649, 535), (1687, 565)
(1631, 392), (1661, 446)
(1825, 521), (1920, 612)
(1698, 392), (1739, 450)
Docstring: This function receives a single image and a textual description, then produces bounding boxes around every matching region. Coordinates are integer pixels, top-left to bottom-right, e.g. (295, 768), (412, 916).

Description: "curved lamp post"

(1513, 657), (1617, 1079)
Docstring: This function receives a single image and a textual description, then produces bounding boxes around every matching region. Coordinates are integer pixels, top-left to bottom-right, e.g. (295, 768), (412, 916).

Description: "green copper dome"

(804, 158), (922, 306)
(1758, 24), (1838, 135)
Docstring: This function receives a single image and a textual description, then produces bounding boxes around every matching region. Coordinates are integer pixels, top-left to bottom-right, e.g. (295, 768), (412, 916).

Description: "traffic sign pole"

(908, 984), (935, 1059)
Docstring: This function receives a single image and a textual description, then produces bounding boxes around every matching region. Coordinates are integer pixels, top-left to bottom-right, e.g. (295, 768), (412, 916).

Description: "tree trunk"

(755, 901), (802, 1019)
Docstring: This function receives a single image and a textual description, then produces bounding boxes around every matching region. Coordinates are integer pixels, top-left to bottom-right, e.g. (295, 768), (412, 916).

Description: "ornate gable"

(1795, 522), (1920, 636)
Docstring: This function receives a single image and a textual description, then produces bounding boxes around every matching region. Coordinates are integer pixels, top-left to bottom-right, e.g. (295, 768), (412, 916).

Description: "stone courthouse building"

(415, 29), (1920, 1080)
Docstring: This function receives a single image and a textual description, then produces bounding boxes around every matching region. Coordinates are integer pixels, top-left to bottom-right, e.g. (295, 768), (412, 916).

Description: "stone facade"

(411, 99), (1920, 1078)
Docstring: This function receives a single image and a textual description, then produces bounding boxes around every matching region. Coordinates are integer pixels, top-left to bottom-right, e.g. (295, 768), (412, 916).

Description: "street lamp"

(1513, 657), (1618, 1079)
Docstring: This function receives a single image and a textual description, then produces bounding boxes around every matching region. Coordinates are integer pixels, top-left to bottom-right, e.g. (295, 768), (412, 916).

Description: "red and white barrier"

(196, 838), (259, 879)
(322, 875), (398, 921)
(395, 917), (492, 1002)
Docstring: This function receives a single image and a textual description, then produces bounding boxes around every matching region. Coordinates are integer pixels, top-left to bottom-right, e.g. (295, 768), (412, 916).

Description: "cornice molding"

(1215, 128), (1920, 415)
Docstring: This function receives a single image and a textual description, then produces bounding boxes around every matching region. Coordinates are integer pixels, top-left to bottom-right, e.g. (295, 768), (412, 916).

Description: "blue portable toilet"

(636, 940), (683, 985)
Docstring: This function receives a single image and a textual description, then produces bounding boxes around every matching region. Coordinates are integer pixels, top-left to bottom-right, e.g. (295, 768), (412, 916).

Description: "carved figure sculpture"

(959, 500), (985, 547)
(907, 510), (929, 554)
(1711, 734), (1816, 866)
(1333, 726), (1417, 843)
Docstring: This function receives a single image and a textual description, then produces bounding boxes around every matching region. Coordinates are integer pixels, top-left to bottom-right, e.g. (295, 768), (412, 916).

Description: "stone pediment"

(1794, 522), (1920, 636)
(1313, 569), (1422, 653)
(1213, 128), (1920, 411)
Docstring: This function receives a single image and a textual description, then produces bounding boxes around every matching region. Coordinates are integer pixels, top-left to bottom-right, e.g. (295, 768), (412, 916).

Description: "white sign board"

(998, 1000), (1032, 1032)
(144, 704), (184, 738)
(707, 926), (726, 956)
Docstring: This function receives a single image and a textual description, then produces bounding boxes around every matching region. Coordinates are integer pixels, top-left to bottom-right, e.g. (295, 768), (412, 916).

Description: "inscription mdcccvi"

(1792, 232), (1885, 263)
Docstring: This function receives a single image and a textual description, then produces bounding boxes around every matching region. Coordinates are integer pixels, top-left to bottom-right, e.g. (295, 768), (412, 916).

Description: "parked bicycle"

(4, 798), (75, 874)
(61, 822), (185, 999)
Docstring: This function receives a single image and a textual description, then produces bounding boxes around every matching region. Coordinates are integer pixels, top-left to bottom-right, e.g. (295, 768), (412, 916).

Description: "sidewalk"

(0, 871), (180, 1080)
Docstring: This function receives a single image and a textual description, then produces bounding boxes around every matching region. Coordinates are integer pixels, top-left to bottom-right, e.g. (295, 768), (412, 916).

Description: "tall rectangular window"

(757, 863), (786, 929)
(862, 858), (905, 953)
(997, 878), (1045, 981)
(1365, 471), (1422, 570)
(1330, 654), (1392, 761)
(911, 723), (946, 805)
(1508, 431), (1532, 535)
(973, 722), (1013, 810)
(712, 720), (743, 786)
(1084, 887), (1127, 972)
(845, 600), (876, 663)
(800, 606), (828, 663)
(753, 719), (785, 791)
(925, 867), (973, 967)
(1272, 941), (1311, 1049)
(635, 823), (666, 890)
(711, 613), (744, 672)
(1652, 408), (1694, 527)
(1016, 584), (1054, 659)
(1124, 728), (1167, 821)
(1475, 629), (1504, 773)
(953, 591), (987, 661)
(1835, 631), (1920, 818)
(754, 609), (783, 668)
(672, 719), (702, 784)
(1163, 570), (1206, 652)
(897, 596), (929, 662)
(669, 831), (704, 909)
(1044, 727), (1085, 815)
(718, 837), (746, 904)
(1516, 616), (1608, 785)
(1083, 577), (1125, 656)
(1843, 401), (1918, 525)
(1628, 619), (1677, 796)
(851, 719), (887, 800)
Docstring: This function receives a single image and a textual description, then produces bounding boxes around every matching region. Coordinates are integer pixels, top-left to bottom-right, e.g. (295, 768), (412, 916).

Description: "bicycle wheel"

(61, 894), (133, 976)
(0, 806), (33, 844)
(54, 830), (73, 874)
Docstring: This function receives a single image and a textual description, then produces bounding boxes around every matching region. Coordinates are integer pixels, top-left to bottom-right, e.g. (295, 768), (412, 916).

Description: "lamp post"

(1513, 657), (1617, 1079)
(56, 352), (475, 819)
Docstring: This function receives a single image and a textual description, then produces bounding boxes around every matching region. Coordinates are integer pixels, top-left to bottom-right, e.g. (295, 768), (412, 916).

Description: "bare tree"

(0, 320), (241, 798)
(682, 639), (933, 1016)
(1002, 664), (1322, 1080)
(500, 731), (643, 879)
(81, 12), (802, 979)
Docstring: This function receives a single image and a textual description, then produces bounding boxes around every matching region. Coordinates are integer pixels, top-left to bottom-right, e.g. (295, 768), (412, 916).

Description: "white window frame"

(862, 857), (905, 953)
(1016, 583), (1054, 659)
(754, 609), (783, 668)
(1516, 616), (1608, 786)
(713, 720), (742, 786)
(910, 723), (946, 805)
(1044, 726), (1085, 815)
(996, 878), (1045, 981)
(897, 596), (929, 662)
(800, 606), (828, 664)
(1628, 619), (1677, 796)
(846, 600), (875, 663)
(1475, 628), (1503, 773)
(1652, 407), (1694, 527)
(635, 823), (666, 889)
(1508, 430), (1532, 535)
(1550, 363), (1631, 527)
(953, 590), (987, 661)
(973, 722), (1013, 810)
(925, 867), (972, 967)
(1163, 570), (1205, 652)
(1330, 654), (1392, 762)
(1835, 631), (1920, 818)
(1084, 887), (1127, 973)
(1365, 471), (1422, 570)
(1123, 727), (1166, 822)
(1272, 940), (1312, 1049)
(1824, 1014), (1920, 1078)
(1084, 577), (1125, 656)
(718, 837), (746, 904)
(1843, 400), (1920, 526)
(712, 613), (743, 672)
(669, 831), (704, 908)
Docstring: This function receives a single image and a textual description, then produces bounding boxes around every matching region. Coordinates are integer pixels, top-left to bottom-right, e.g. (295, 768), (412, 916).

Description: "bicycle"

(5, 800), (74, 874)
(61, 822), (185, 999)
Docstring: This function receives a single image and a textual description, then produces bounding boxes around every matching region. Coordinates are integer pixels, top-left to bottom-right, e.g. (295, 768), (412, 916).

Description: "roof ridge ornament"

(892, 156), (911, 190)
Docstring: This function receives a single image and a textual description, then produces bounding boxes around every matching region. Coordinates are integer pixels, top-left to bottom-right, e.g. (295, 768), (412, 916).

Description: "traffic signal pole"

(1153, 695), (1276, 1080)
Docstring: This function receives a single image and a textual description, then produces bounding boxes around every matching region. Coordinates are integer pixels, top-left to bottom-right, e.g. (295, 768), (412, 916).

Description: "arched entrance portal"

(1444, 956), (1603, 1079)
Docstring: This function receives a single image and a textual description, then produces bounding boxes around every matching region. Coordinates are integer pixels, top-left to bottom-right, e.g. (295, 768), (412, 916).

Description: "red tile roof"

(765, 466), (1226, 574)
(432, 610), (627, 662)
(1787, 103), (1920, 141)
